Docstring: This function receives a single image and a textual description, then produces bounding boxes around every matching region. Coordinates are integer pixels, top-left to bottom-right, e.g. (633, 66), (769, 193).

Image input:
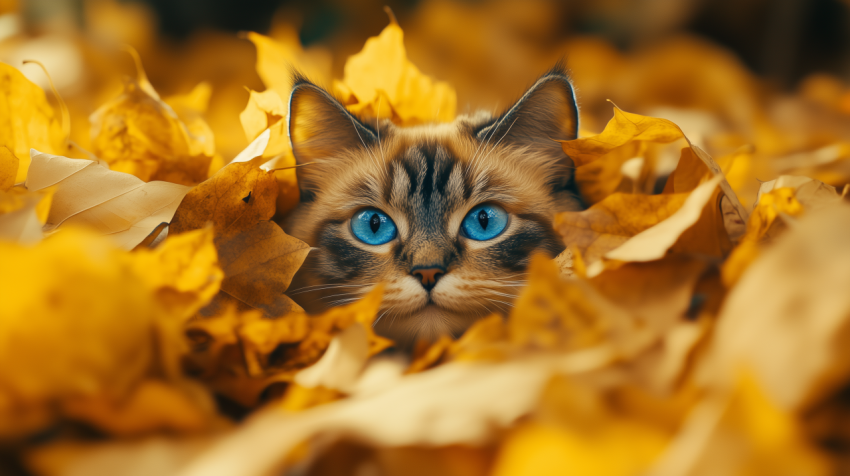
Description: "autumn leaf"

(721, 176), (842, 287)
(605, 175), (723, 262)
(554, 192), (688, 264)
(89, 60), (214, 185)
(24, 150), (191, 248)
(239, 89), (300, 216)
(247, 29), (332, 103)
(654, 373), (832, 476)
(561, 106), (682, 167)
(0, 145), (18, 190)
(184, 286), (391, 408)
(169, 155), (277, 239)
(0, 171), (53, 244)
(492, 378), (671, 476)
(0, 63), (66, 183)
(0, 227), (221, 437)
(332, 10), (457, 125)
(700, 203), (850, 410)
(216, 220), (309, 316)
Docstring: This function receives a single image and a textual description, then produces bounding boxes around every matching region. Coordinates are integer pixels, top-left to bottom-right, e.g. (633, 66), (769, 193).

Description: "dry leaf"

(652, 374), (831, 476)
(699, 203), (850, 410)
(185, 286), (391, 408)
(90, 71), (213, 185)
(0, 62), (65, 183)
(0, 227), (221, 437)
(604, 175), (722, 262)
(561, 106), (682, 167)
(216, 220), (310, 316)
(247, 30), (332, 103)
(238, 89), (300, 215)
(0, 184), (53, 244)
(332, 12), (457, 125)
(492, 378), (671, 476)
(25, 150), (191, 249)
(554, 192), (687, 264)
(169, 155), (277, 239)
(0, 145), (19, 190)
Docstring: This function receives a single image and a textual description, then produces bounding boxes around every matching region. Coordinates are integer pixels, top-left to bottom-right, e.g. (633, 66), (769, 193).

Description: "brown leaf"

(169, 155), (277, 239)
(554, 192), (687, 264)
(216, 221), (310, 316)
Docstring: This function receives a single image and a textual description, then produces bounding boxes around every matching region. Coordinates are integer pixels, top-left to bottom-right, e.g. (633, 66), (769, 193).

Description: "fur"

(284, 65), (583, 347)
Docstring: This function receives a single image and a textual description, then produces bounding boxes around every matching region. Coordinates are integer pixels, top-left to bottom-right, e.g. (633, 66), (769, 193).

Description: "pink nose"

(412, 267), (445, 291)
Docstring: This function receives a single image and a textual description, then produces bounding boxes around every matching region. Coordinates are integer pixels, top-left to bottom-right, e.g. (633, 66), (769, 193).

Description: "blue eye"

(351, 208), (397, 245)
(461, 204), (508, 241)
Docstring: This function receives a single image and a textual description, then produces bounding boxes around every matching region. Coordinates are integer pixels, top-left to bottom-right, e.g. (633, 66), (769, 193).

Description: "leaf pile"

(2, 5), (850, 476)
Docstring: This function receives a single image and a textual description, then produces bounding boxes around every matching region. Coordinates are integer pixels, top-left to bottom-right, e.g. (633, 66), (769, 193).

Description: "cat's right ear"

(288, 77), (377, 165)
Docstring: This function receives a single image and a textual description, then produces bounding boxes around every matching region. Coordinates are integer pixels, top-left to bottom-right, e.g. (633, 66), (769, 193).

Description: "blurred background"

(2, 0), (850, 189)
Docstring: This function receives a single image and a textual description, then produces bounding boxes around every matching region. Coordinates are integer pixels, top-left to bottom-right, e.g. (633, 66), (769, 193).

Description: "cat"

(284, 64), (583, 347)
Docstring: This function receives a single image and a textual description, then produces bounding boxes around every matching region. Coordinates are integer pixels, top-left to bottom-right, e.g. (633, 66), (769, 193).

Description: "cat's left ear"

(476, 65), (579, 184)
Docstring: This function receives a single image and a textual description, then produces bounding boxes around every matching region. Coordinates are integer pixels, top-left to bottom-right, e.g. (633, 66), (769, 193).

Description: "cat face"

(284, 66), (582, 347)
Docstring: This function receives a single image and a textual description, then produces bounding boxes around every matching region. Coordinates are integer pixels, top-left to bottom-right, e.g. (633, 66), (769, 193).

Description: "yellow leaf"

(239, 89), (285, 144)
(61, 379), (215, 436)
(508, 255), (638, 353)
(655, 374), (831, 476)
(0, 145), (18, 190)
(164, 81), (216, 158)
(238, 89), (300, 216)
(721, 176), (839, 287)
(701, 204), (850, 410)
(133, 226), (224, 319)
(185, 286), (391, 408)
(554, 192), (688, 264)
(0, 228), (220, 437)
(247, 29), (332, 103)
(605, 175), (723, 262)
(561, 106), (683, 167)
(90, 76), (213, 185)
(333, 12), (457, 125)
(0, 63), (66, 184)
(25, 150), (191, 249)
(492, 378), (670, 476)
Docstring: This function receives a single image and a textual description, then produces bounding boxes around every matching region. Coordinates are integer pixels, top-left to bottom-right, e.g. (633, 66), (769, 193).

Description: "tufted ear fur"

(475, 64), (579, 188)
(288, 76), (377, 198)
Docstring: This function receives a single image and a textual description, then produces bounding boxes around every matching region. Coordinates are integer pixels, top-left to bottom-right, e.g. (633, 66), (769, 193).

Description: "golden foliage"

(0, 63), (65, 183)
(333, 11), (457, 125)
(3, 5), (850, 476)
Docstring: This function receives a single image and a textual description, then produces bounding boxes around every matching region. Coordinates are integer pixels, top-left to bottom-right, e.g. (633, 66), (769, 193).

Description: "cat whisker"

(319, 291), (369, 301)
(325, 297), (362, 307)
(373, 307), (392, 328)
(487, 291), (520, 299)
(485, 298), (515, 309)
(288, 283), (376, 295)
